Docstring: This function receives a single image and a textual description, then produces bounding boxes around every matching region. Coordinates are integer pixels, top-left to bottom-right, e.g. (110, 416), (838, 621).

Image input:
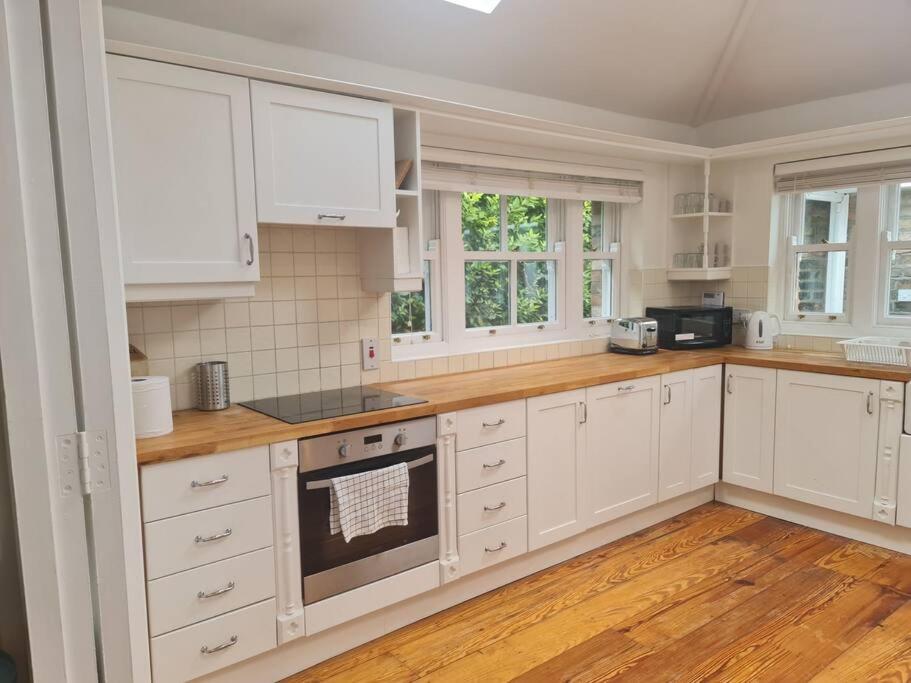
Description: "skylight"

(442, 0), (502, 13)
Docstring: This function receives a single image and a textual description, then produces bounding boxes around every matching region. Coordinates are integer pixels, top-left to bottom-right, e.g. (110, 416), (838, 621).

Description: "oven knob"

(393, 433), (407, 447)
(338, 443), (350, 458)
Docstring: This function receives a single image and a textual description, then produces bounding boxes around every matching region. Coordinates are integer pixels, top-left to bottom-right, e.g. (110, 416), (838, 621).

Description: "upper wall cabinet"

(250, 81), (396, 228)
(107, 56), (259, 302)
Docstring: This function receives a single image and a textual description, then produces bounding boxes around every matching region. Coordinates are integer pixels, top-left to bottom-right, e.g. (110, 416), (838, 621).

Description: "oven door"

(672, 310), (728, 347)
(298, 445), (438, 604)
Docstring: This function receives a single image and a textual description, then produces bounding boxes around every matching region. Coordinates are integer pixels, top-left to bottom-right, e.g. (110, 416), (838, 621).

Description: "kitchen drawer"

(597, 375), (661, 399)
(144, 496), (273, 580)
(147, 547), (275, 637)
(456, 437), (527, 493)
(141, 446), (270, 522)
(457, 477), (527, 535)
(150, 598), (276, 683)
(456, 400), (526, 451)
(458, 515), (528, 577)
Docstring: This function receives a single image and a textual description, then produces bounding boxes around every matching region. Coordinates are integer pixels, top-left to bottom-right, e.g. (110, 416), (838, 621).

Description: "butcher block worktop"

(136, 348), (911, 465)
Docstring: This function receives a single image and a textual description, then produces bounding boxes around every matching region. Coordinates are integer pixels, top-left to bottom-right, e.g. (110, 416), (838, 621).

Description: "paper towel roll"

(132, 376), (174, 439)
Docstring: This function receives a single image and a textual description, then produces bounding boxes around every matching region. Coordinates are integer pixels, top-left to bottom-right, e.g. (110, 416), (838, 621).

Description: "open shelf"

(671, 212), (733, 219)
(667, 267), (732, 281)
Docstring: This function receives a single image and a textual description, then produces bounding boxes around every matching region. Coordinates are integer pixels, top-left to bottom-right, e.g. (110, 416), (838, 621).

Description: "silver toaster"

(609, 317), (658, 355)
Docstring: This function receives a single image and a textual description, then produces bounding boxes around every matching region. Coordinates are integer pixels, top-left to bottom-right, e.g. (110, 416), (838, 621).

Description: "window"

(881, 182), (911, 322)
(583, 200), (620, 321)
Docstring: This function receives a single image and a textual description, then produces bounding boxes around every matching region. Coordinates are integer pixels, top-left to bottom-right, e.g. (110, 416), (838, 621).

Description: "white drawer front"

(458, 515), (528, 576)
(147, 547), (276, 637)
(150, 598), (276, 683)
(456, 400), (526, 451)
(456, 438), (527, 493)
(457, 477), (527, 535)
(141, 447), (270, 522)
(144, 496), (273, 580)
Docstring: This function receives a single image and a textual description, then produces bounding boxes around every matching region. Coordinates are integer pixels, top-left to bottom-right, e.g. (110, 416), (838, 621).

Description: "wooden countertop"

(136, 348), (911, 465)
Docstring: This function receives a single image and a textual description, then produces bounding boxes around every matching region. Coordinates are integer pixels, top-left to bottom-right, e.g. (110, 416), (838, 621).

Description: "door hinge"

(57, 430), (110, 498)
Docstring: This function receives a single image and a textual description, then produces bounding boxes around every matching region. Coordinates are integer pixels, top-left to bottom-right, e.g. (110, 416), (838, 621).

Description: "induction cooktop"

(238, 386), (427, 424)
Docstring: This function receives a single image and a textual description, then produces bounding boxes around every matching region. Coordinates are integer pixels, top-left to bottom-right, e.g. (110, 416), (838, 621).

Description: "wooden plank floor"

(285, 503), (911, 682)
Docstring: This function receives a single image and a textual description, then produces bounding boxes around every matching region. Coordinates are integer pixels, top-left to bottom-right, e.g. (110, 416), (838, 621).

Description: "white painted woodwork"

(774, 370), (879, 518)
(140, 446), (271, 522)
(874, 382), (905, 525)
(437, 413), (461, 584)
(691, 364), (723, 489)
(304, 562), (440, 635)
(722, 364), (777, 493)
(144, 496), (274, 580)
(146, 548), (276, 637)
(269, 441), (304, 644)
(455, 437), (527, 493)
(149, 598), (276, 683)
(457, 516), (529, 576)
(526, 390), (587, 550)
(250, 80), (395, 227)
(106, 55), (259, 295)
(898, 435), (911, 529)
(457, 477), (527, 535)
(586, 377), (661, 526)
(658, 370), (694, 502)
(454, 399), (527, 451)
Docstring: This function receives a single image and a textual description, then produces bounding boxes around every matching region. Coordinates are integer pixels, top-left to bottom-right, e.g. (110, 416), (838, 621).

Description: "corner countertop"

(135, 348), (911, 466)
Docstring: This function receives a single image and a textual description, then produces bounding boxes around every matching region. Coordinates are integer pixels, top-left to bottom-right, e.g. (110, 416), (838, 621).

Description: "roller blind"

(775, 146), (911, 193)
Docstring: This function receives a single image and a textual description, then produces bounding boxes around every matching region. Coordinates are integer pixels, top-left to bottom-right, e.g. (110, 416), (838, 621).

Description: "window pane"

(895, 184), (911, 241)
(391, 261), (431, 335)
(517, 260), (556, 324)
(583, 200), (605, 252)
(461, 193), (500, 251)
(465, 261), (509, 328)
(507, 196), (547, 252)
(584, 259), (612, 319)
(888, 249), (911, 316)
(798, 190), (856, 245)
(795, 251), (848, 314)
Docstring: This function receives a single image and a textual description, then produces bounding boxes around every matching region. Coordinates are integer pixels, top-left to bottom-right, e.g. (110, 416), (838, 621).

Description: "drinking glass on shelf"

(674, 193), (687, 214)
(686, 192), (703, 214)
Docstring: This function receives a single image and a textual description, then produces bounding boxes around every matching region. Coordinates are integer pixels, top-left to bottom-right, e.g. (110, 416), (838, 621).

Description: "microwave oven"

(644, 305), (733, 349)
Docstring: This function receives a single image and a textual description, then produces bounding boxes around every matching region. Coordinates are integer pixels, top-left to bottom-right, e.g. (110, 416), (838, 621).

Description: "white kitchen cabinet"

(251, 80), (395, 228)
(898, 435), (911, 529)
(658, 370), (693, 502)
(526, 389), (586, 550)
(107, 55), (259, 301)
(774, 370), (880, 518)
(722, 364), (776, 493)
(691, 364), (722, 489)
(586, 377), (660, 526)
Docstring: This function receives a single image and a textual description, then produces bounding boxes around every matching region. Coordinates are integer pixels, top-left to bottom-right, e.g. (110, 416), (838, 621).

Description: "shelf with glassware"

(667, 160), (733, 282)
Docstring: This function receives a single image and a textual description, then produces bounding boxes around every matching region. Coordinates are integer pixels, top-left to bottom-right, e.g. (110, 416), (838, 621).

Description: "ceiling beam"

(690, 0), (759, 127)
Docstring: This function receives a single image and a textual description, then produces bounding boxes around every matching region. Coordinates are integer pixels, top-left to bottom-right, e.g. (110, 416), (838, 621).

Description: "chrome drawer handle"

(191, 474), (229, 488)
(484, 502), (507, 512)
(618, 385), (634, 392)
(317, 213), (346, 221)
(482, 459), (506, 469)
(485, 541), (507, 553)
(482, 418), (506, 428)
(195, 528), (232, 544)
(200, 635), (238, 655)
(197, 581), (235, 600)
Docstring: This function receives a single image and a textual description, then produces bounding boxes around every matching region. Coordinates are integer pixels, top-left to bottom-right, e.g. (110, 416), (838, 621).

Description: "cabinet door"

(722, 365), (776, 493)
(691, 364), (722, 489)
(107, 56), (258, 286)
(898, 435), (911, 529)
(527, 390), (586, 550)
(658, 370), (693, 502)
(251, 80), (395, 228)
(586, 376), (660, 526)
(774, 370), (879, 518)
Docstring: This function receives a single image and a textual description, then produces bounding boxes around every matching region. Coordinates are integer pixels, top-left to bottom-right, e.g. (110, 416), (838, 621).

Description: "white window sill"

(779, 319), (911, 340)
(391, 329), (610, 362)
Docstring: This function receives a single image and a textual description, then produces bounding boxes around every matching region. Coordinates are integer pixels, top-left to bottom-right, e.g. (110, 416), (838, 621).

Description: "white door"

(107, 55), (259, 288)
(586, 376), (660, 526)
(658, 370), (693, 502)
(722, 364), (776, 493)
(691, 364), (722, 489)
(897, 435), (911, 529)
(251, 80), (396, 228)
(774, 370), (880, 518)
(527, 389), (586, 550)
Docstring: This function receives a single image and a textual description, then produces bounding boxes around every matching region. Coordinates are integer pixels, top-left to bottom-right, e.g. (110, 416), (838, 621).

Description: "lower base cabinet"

(459, 516), (529, 575)
(658, 370), (694, 502)
(722, 364), (777, 493)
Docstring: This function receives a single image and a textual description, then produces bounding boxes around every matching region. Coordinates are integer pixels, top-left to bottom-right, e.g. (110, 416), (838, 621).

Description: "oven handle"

(304, 453), (435, 490)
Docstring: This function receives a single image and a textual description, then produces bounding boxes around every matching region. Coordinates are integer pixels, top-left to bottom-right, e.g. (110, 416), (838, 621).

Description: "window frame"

(581, 199), (621, 329)
(877, 182), (911, 328)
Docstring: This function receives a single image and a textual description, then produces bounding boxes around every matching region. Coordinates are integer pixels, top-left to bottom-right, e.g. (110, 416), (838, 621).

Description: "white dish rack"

(838, 337), (911, 367)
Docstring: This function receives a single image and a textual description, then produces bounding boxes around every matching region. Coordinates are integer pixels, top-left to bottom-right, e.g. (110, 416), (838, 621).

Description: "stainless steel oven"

(297, 417), (438, 604)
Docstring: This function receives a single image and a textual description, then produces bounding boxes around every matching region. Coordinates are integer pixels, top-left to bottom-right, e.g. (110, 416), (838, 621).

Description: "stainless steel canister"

(195, 360), (230, 411)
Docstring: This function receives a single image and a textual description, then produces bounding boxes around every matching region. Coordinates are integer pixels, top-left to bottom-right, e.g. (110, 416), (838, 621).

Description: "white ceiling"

(102, 0), (911, 127)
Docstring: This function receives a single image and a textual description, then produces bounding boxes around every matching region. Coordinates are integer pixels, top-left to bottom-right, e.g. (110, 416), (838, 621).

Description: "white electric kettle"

(744, 311), (781, 350)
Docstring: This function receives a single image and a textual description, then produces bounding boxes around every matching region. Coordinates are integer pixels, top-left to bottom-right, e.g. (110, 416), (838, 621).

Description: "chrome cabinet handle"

(191, 474), (229, 488)
(726, 375), (734, 394)
(664, 385), (672, 405)
(484, 541), (507, 553)
(867, 392), (874, 415)
(483, 502), (506, 512)
(197, 581), (235, 600)
(579, 401), (587, 424)
(195, 528), (232, 544)
(618, 385), (634, 393)
(317, 213), (346, 221)
(482, 418), (506, 428)
(482, 459), (506, 469)
(200, 635), (238, 655)
(244, 233), (255, 266)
